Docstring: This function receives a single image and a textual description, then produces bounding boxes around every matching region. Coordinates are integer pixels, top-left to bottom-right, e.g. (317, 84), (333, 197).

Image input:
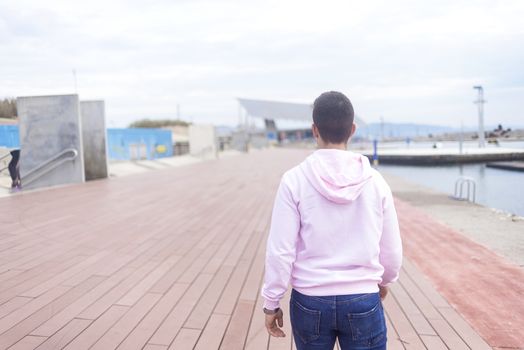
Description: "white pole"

(238, 104), (243, 127)
(72, 69), (78, 93)
(473, 86), (486, 148)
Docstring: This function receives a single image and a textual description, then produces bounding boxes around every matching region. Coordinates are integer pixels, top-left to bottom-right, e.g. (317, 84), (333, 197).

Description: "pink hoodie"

(261, 149), (402, 309)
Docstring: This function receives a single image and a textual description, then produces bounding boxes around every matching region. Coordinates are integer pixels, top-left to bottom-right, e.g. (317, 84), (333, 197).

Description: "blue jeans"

(290, 289), (387, 350)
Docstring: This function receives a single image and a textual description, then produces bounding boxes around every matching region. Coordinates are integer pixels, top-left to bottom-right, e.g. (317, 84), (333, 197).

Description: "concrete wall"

(231, 131), (250, 152)
(17, 94), (85, 190)
(189, 124), (216, 159)
(80, 100), (108, 181)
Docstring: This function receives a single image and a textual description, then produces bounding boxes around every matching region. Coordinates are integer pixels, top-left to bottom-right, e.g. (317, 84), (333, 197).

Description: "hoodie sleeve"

(379, 183), (403, 286)
(261, 176), (300, 310)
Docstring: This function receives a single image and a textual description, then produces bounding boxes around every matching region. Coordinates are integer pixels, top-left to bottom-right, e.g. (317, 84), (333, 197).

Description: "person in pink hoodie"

(261, 91), (402, 350)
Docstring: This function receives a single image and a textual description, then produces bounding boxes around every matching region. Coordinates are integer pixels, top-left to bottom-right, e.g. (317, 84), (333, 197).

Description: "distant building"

(237, 98), (366, 143)
(0, 124), (19, 148)
(107, 128), (173, 160)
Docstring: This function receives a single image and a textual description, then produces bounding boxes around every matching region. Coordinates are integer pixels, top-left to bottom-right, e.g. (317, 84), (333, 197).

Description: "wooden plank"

(437, 307), (491, 350)
(90, 293), (162, 350)
(117, 256), (180, 306)
(31, 267), (135, 337)
(420, 335), (447, 350)
(6, 335), (46, 350)
(401, 259), (450, 309)
(385, 311), (405, 350)
(148, 243), (206, 295)
(77, 261), (157, 320)
(0, 255), (85, 304)
(244, 285), (269, 350)
(144, 345), (168, 350)
(167, 328), (202, 350)
(63, 306), (129, 350)
(0, 276), (104, 349)
(115, 283), (189, 350)
(426, 319), (469, 350)
(149, 273), (213, 346)
(390, 282), (436, 336)
(238, 230), (266, 302)
(213, 260), (251, 316)
(0, 269), (25, 285)
(214, 221), (267, 317)
(184, 266), (234, 330)
(34, 319), (92, 350)
(0, 297), (33, 319)
(0, 286), (71, 335)
(220, 225), (266, 348)
(398, 267), (443, 321)
(193, 313), (230, 350)
(219, 300), (255, 349)
(382, 290), (426, 349)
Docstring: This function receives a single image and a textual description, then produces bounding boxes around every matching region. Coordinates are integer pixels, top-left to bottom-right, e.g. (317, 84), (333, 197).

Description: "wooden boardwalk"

(0, 149), (501, 349)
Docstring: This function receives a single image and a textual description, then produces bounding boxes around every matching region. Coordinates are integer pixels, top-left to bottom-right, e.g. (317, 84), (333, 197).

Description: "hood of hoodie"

(300, 149), (373, 204)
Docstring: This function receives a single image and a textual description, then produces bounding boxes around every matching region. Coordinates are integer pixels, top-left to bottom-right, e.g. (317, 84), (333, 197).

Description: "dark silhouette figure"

(8, 149), (20, 189)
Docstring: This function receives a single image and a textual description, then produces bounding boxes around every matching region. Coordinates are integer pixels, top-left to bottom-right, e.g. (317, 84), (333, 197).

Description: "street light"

(473, 86), (486, 148)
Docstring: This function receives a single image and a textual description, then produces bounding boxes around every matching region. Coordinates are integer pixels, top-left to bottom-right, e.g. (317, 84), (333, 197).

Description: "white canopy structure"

(237, 98), (366, 126)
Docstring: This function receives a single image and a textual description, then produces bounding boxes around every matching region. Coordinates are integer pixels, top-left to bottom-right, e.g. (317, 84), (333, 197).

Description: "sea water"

(379, 162), (524, 217)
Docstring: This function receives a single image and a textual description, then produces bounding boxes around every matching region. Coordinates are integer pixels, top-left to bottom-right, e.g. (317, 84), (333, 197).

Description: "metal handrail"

(0, 153), (11, 173)
(21, 148), (78, 187)
(453, 176), (476, 202)
(0, 153), (11, 162)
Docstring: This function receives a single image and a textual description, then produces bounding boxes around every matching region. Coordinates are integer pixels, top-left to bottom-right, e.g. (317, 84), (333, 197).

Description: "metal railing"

(0, 153), (11, 173)
(21, 148), (78, 187)
(453, 176), (476, 203)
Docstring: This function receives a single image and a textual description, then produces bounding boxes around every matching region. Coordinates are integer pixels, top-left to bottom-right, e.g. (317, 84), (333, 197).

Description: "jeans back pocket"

(347, 299), (386, 346)
(290, 298), (321, 344)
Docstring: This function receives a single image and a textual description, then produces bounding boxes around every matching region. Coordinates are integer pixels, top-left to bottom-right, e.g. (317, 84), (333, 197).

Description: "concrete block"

(189, 124), (217, 159)
(17, 94), (85, 190)
(231, 131), (249, 152)
(80, 100), (108, 181)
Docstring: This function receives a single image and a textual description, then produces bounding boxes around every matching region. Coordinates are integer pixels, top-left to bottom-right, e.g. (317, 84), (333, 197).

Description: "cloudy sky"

(1, 0), (523, 128)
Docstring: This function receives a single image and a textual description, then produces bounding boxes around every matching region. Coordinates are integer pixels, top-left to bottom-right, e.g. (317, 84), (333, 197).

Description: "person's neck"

(317, 143), (347, 151)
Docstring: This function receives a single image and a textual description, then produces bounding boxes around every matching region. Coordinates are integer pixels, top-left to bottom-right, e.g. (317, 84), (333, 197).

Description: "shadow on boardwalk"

(1, 149), (519, 349)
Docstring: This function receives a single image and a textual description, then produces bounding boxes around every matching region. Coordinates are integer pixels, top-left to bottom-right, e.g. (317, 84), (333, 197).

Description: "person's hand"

(265, 309), (285, 337)
(379, 285), (388, 300)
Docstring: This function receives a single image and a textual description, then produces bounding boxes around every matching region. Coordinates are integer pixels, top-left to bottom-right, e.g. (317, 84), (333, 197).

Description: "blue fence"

(0, 126), (173, 160)
(107, 128), (173, 160)
(0, 125), (20, 148)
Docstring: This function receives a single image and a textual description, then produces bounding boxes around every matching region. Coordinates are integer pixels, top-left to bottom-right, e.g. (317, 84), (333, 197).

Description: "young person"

(261, 91), (402, 350)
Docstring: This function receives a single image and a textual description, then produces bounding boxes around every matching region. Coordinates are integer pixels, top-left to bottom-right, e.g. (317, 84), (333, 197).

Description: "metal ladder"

(453, 176), (477, 203)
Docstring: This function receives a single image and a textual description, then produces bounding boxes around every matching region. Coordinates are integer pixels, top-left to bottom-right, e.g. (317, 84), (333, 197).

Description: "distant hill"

(0, 98), (17, 119)
(129, 118), (190, 128)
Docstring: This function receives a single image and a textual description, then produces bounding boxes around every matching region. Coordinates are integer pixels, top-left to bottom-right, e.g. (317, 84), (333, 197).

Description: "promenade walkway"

(0, 149), (520, 349)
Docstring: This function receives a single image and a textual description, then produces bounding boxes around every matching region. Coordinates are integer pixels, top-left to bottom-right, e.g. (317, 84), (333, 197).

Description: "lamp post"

(473, 86), (486, 148)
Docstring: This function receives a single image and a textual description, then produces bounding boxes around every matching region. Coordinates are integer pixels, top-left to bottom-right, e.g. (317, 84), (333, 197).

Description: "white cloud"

(0, 0), (523, 127)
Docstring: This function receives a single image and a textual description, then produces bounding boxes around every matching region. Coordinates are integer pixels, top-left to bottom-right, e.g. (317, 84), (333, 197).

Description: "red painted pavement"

(395, 198), (524, 348)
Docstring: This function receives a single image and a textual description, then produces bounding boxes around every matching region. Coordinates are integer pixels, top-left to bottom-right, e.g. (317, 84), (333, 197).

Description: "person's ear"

(349, 123), (357, 138)
(312, 124), (319, 139)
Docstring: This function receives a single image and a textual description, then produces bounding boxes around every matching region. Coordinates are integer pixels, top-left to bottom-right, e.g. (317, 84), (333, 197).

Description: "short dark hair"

(312, 91), (354, 144)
